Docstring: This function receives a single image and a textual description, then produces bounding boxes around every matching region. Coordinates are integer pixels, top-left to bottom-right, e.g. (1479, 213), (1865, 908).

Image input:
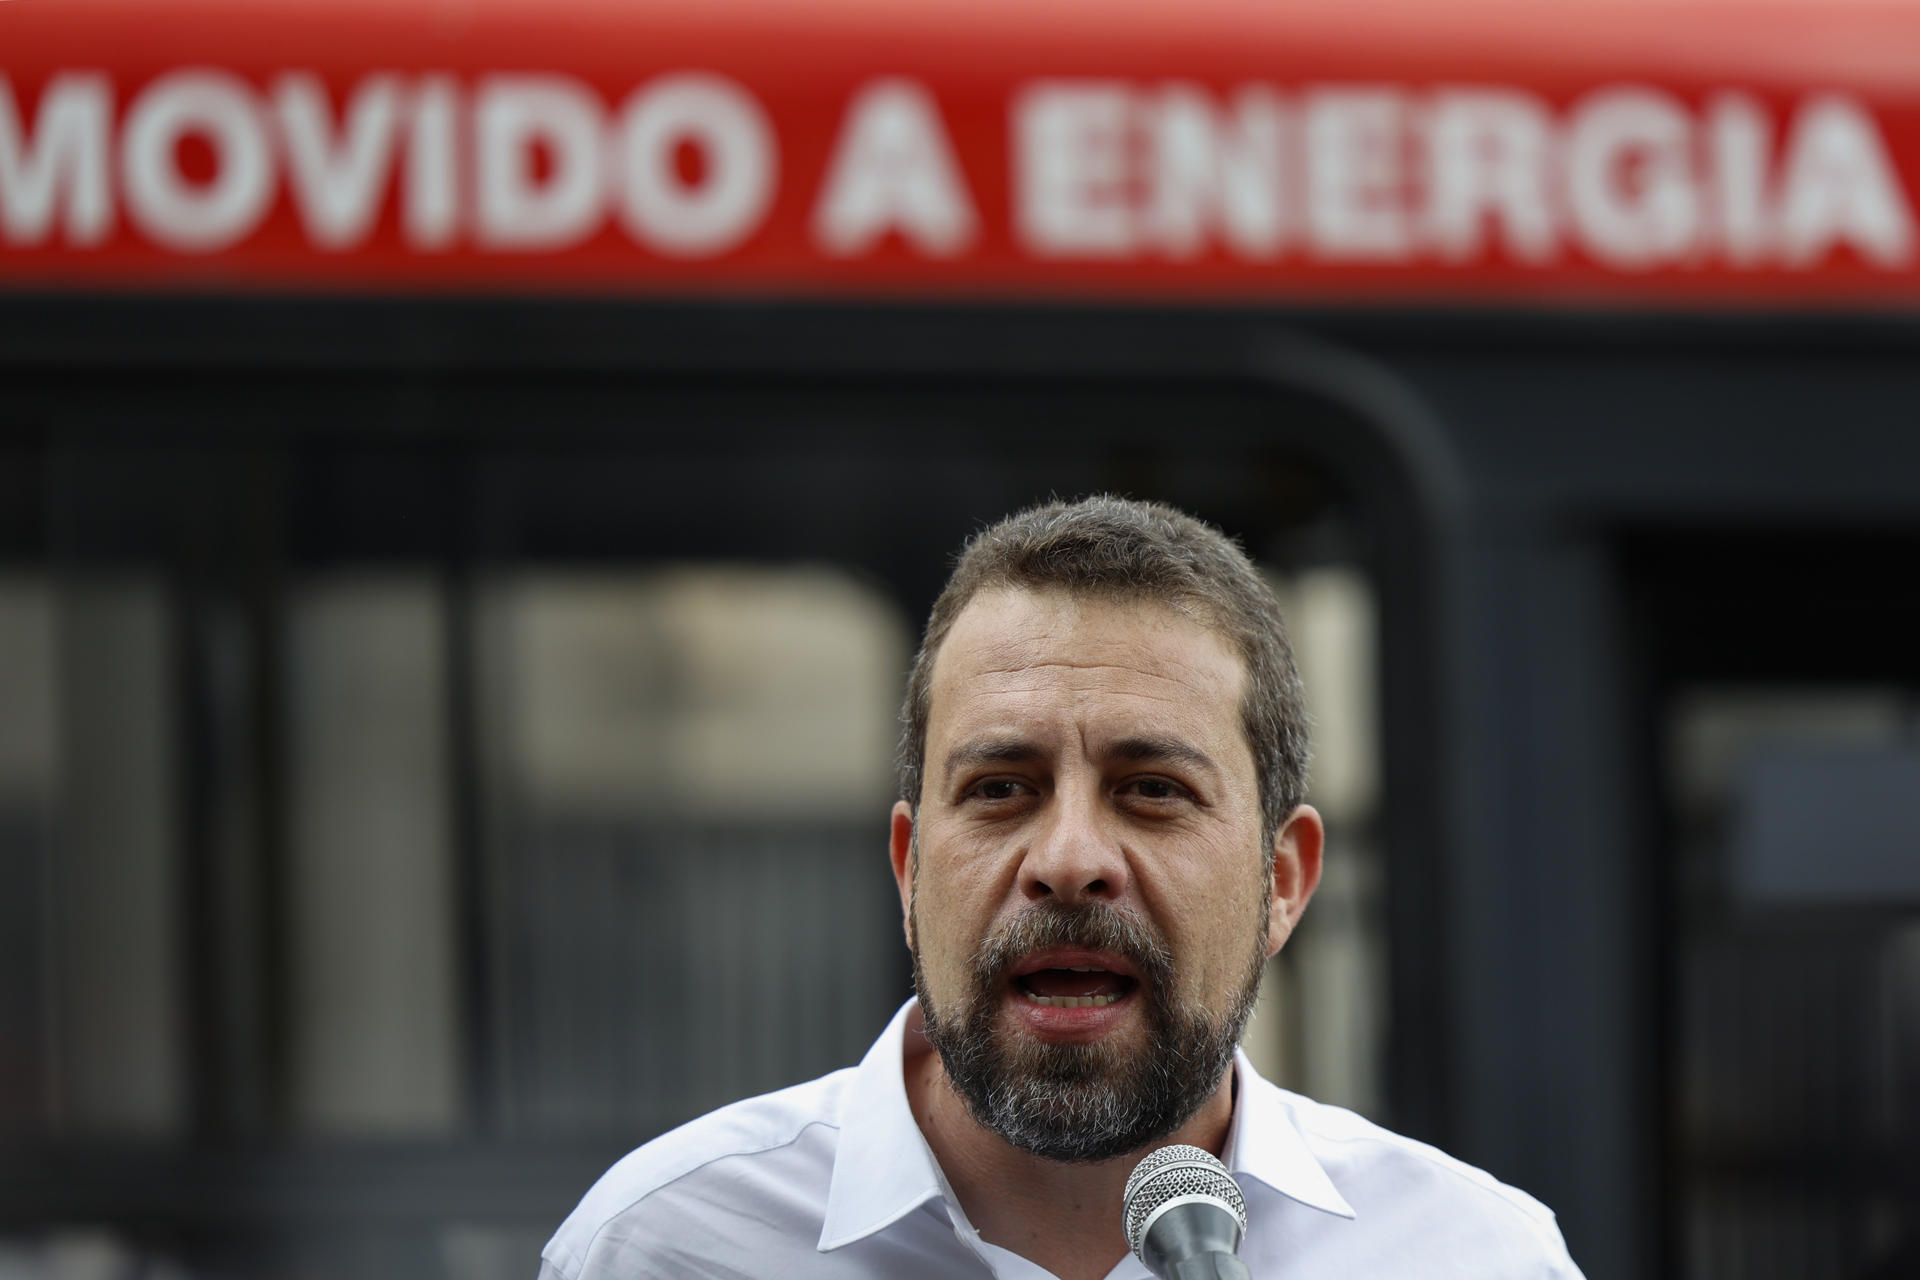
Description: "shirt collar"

(817, 1001), (1357, 1251)
(1224, 1047), (1357, 1220)
(818, 1000), (948, 1251)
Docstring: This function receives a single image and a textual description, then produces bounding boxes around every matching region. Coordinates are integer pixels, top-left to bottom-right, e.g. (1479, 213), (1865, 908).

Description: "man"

(541, 496), (1583, 1279)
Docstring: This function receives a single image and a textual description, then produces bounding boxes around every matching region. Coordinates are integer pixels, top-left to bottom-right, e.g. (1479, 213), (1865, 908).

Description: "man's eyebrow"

(942, 738), (1045, 782)
(1108, 736), (1219, 774)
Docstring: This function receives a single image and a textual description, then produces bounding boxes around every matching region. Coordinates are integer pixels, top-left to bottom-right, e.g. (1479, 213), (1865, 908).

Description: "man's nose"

(1018, 788), (1130, 905)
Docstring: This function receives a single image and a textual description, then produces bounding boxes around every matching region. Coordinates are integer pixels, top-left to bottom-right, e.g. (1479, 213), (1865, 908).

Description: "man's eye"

(1124, 778), (1188, 801)
(973, 779), (1028, 801)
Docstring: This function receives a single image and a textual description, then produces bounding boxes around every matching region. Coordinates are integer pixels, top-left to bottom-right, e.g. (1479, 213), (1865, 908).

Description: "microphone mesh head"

(1122, 1144), (1248, 1258)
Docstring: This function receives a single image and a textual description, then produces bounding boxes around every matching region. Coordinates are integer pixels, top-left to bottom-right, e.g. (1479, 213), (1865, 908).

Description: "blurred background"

(2, 2), (1918, 1278)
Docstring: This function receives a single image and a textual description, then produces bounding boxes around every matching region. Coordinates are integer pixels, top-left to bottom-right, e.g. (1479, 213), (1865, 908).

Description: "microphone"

(1122, 1144), (1251, 1280)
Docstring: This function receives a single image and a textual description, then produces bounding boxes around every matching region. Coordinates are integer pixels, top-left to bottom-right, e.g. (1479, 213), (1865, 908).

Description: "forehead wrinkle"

(935, 658), (1240, 753)
(931, 590), (1245, 691)
(972, 655), (1222, 678)
(956, 659), (1231, 700)
(953, 683), (1191, 710)
(924, 589), (1254, 778)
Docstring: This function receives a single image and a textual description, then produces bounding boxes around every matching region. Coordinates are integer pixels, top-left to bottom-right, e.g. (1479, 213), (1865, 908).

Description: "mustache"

(970, 899), (1175, 992)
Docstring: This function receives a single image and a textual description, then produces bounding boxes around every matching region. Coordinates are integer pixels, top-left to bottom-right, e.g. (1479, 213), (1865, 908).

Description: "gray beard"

(911, 897), (1266, 1164)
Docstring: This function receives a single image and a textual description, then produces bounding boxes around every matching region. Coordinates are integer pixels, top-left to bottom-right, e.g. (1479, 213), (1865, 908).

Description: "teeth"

(1023, 992), (1122, 1009)
(1068, 966), (1108, 973)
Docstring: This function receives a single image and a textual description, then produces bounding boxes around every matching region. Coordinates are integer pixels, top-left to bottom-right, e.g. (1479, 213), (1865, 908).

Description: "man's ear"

(889, 800), (916, 947)
(1266, 804), (1325, 958)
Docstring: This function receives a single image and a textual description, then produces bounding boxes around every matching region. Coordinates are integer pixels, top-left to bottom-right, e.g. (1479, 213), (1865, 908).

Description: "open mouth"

(1013, 962), (1139, 1010)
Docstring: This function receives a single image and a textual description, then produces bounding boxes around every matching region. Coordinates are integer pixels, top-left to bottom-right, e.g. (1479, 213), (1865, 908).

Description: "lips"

(958, 903), (1170, 1044)
(1010, 949), (1140, 1010)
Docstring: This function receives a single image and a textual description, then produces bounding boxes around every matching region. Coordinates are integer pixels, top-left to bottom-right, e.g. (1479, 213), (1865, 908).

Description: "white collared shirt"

(540, 1001), (1584, 1279)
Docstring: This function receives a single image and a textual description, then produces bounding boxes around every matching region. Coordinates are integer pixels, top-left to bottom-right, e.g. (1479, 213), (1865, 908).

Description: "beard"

(911, 895), (1267, 1164)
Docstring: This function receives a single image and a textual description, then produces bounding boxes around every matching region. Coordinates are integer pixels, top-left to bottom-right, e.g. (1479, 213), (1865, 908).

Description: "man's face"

(890, 587), (1319, 1162)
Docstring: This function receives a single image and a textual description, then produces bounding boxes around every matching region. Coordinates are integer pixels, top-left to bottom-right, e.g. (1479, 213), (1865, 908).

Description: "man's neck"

(901, 1028), (1238, 1280)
